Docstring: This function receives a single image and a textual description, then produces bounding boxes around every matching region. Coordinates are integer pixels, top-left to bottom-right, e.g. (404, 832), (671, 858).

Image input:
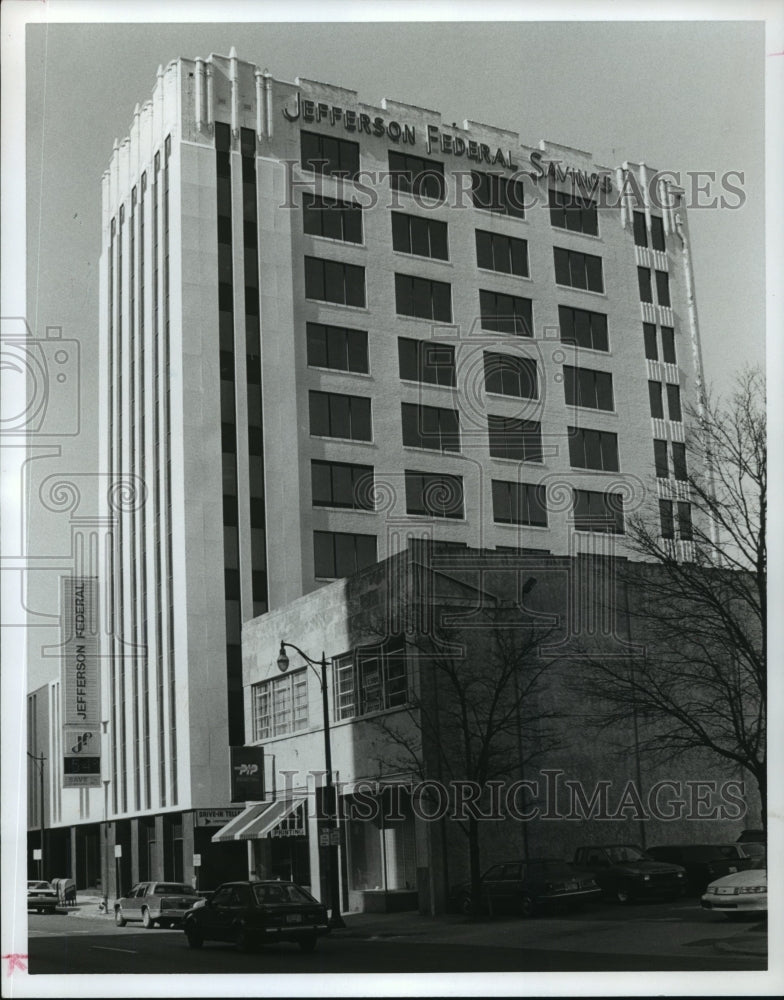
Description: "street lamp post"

(27, 751), (47, 880)
(276, 640), (345, 929)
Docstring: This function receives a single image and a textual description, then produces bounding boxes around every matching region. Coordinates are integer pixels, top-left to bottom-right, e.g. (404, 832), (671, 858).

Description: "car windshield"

(702, 846), (742, 860)
(607, 846), (648, 863)
(253, 883), (315, 905)
(153, 883), (194, 895)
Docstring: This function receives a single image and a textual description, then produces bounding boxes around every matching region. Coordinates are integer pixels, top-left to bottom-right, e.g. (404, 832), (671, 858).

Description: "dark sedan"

(182, 880), (330, 952)
(646, 843), (753, 893)
(452, 859), (602, 917)
(573, 844), (686, 903)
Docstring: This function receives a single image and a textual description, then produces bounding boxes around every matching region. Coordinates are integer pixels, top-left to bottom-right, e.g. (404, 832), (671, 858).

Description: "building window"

(554, 247), (604, 292)
(303, 194), (363, 243)
(388, 150), (445, 201)
(491, 479), (548, 526)
(401, 402), (460, 453)
(648, 381), (664, 419)
(301, 130), (359, 179)
(563, 365), (614, 411)
(568, 428), (619, 472)
(479, 289), (533, 336)
(667, 383), (682, 422)
(251, 670), (309, 740)
(633, 211), (648, 248)
(549, 187), (598, 236)
(304, 256), (365, 307)
(655, 270), (671, 307)
(306, 322), (368, 373)
(572, 488), (625, 534)
(475, 229), (529, 276)
(483, 351), (538, 399)
(677, 501), (693, 540)
(313, 530), (377, 578)
(394, 273), (452, 322)
(398, 337), (456, 387)
(643, 323), (658, 360)
(471, 171), (526, 219)
(651, 216), (666, 252)
(653, 439), (669, 478)
(558, 305), (608, 352)
(672, 442), (688, 481)
(391, 212), (448, 260)
(405, 471), (464, 519)
(637, 267), (653, 303)
(659, 499), (675, 539)
(309, 390), (372, 441)
(311, 460), (375, 510)
(333, 637), (408, 721)
(488, 414), (543, 462)
(661, 326), (677, 364)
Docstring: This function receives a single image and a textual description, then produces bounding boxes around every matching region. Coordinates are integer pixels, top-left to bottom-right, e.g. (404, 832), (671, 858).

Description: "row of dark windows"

(653, 439), (688, 481)
(299, 132), (673, 256)
(308, 390), (630, 475)
(638, 266), (670, 307)
(303, 249), (599, 316)
(310, 481), (627, 578)
(643, 322), (677, 364)
(648, 380), (682, 422)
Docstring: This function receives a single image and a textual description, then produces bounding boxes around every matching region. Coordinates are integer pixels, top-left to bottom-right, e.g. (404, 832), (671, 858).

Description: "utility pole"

(27, 751), (47, 879)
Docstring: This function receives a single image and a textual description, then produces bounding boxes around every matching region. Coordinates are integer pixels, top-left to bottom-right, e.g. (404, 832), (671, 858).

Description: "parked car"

(573, 844), (686, 904)
(451, 859), (602, 918)
(182, 880), (330, 952)
(27, 880), (59, 914)
(114, 881), (202, 928)
(701, 868), (767, 920)
(646, 844), (753, 893)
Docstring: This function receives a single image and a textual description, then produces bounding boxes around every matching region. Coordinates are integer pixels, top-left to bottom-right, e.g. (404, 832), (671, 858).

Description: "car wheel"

(298, 933), (318, 953)
(615, 883), (633, 905)
(458, 894), (472, 917)
(185, 925), (203, 949)
(520, 894), (536, 918)
(234, 922), (252, 953)
(142, 908), (156, 929)
(114, 908), (127, 927)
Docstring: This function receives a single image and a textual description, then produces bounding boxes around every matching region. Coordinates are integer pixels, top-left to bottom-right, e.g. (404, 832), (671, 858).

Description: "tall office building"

(34, 49), (706, 889)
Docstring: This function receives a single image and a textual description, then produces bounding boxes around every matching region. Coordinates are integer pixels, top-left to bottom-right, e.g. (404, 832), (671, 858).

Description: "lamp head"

(276, 642), (290, 673)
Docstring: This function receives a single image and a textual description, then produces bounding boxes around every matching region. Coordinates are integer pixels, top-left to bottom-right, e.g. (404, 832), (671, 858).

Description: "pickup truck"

(573, 844), (686, 904)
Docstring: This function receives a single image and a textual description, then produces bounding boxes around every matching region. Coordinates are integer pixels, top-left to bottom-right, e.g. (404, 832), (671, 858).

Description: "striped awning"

(211, 799), (304, 843)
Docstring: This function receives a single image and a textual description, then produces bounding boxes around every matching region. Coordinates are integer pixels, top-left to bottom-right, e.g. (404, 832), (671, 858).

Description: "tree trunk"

(467, 815), (482, 920)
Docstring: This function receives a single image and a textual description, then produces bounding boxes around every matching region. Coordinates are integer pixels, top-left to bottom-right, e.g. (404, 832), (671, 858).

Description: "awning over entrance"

(237, 798), (302, 840)
(211, 799), (304, 843)
(211, 804), (267, 843)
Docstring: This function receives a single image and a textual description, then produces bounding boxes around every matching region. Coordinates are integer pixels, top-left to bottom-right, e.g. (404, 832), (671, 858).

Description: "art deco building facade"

(30, 49), (707, 892)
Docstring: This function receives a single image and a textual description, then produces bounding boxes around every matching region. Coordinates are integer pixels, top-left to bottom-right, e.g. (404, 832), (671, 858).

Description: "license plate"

(566, 882), (578, 891)
(729, 866), (737, 873)
(286, 914), (302, 924)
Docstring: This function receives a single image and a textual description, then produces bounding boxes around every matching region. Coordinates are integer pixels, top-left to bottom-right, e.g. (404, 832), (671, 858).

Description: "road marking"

(91, 946), (138, 954)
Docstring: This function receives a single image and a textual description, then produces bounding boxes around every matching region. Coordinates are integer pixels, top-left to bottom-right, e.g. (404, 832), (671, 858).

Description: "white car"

(701, 868), (767, 919)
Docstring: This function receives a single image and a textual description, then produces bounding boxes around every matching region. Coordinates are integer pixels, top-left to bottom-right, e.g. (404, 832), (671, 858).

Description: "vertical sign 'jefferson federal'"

(61, 576), (101, 787)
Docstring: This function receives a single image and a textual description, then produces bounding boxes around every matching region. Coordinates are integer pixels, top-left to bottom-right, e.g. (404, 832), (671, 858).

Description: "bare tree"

(365, 592), (561, 917)
(574, 368), (766, 827)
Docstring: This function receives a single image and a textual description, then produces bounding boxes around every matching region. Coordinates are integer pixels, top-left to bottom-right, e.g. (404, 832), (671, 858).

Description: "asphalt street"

(24, 897), (767, 975)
